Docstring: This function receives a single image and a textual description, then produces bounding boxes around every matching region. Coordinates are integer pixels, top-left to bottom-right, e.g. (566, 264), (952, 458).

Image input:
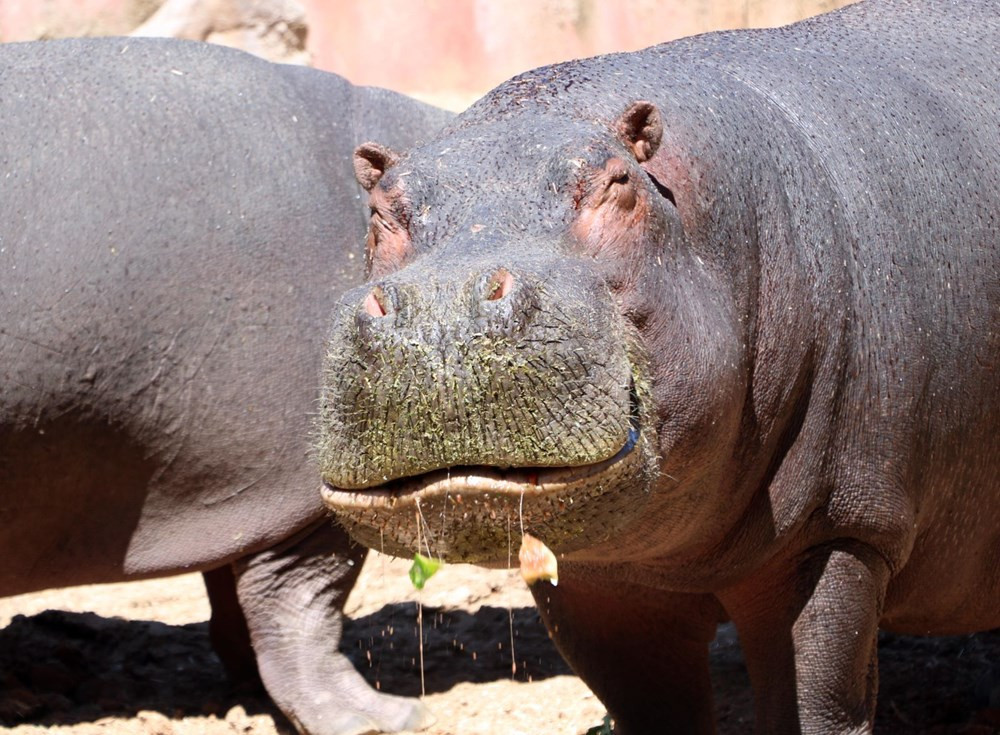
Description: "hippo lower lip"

(321, 424), (640, 510)
(321, 421), (651, 562)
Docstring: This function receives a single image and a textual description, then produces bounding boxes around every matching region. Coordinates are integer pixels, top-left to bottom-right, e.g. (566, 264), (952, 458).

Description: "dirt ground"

(0, 551), (997, 735)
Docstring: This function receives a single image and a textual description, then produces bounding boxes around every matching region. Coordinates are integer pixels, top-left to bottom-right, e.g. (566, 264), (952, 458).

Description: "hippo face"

(320, 101), (749, 563)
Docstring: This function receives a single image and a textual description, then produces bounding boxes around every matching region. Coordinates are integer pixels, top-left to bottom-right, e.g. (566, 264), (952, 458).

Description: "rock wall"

(0, 0), (858, 108)
(306, 0), (858, 108)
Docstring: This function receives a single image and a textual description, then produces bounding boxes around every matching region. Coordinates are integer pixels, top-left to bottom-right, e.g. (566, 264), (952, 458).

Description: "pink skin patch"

(364, 288), (387, 317)
(572, 156), (651, 260)
(365, 186), (413, 278)
(486, 268), (514, 301)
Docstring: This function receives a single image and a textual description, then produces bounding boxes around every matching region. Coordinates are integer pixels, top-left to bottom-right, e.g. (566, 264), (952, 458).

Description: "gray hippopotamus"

(319, 0), (1000, 732)
(0, 37), (450, 735)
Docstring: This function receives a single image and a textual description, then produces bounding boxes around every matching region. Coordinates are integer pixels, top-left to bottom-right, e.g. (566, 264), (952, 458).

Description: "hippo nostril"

(364, 287), (388, 317)
(485, 268), (514, 301)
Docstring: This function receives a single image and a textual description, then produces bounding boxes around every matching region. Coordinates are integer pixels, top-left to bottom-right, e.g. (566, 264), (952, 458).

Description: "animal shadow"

(341, 603), (573, 696)
(0, 609), (281, 727)
(0, 604), (569, 727)
(1, 604), (995, 733)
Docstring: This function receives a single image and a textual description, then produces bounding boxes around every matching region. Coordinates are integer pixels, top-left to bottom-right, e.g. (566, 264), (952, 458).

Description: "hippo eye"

(644, 170), (677, 207)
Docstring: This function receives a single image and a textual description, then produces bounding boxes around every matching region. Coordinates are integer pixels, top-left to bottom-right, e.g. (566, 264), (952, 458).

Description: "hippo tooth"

(519, 533), (558, 586)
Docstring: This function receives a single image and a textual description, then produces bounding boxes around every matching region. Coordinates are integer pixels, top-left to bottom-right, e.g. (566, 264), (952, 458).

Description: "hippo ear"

(616, 100), (662, 163)
(354, 142), (399, 192)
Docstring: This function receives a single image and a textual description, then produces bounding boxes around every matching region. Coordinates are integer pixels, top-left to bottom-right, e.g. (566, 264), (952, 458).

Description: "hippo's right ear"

(353, 142), (399, 192)
(616, 101), (663, 163)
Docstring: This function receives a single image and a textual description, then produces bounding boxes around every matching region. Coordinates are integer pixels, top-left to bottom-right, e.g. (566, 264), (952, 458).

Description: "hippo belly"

(0, 37), (450, 735)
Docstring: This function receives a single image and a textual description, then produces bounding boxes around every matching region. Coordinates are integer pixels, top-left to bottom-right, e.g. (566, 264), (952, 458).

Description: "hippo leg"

(233, 520), (431, 735)
(203, 565), (261, 686)
(531, 568), (720, 734)
(722, 542), (889, 735)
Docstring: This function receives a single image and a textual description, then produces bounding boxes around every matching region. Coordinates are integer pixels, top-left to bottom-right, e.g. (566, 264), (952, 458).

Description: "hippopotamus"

(0, 37), (450, 735)
(319, 0), (1000, 732)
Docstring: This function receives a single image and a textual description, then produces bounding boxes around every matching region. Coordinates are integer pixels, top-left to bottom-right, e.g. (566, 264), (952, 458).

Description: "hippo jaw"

(321, 412), (657, 563)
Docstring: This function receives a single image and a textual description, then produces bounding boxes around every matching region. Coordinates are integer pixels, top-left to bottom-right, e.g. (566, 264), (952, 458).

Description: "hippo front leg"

(231, 520), (431, 735)
(721, 542), (890, 735)
(531, 565), (722, 734)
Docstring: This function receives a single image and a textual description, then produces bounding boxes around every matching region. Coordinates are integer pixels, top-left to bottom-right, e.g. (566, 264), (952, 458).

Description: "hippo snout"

(318, 252), (662, 560)
(318, 257), (640, 484)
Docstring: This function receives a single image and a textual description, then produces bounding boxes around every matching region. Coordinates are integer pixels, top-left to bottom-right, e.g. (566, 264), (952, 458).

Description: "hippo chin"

(322, 0), (1000, 733)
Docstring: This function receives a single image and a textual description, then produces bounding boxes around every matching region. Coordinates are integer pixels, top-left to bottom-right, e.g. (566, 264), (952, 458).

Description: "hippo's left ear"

(616, 101), (662, 163)
(354, 142), (399, 192)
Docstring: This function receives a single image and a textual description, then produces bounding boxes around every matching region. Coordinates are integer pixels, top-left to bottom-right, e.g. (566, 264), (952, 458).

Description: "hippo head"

(319, 95), (752, 564)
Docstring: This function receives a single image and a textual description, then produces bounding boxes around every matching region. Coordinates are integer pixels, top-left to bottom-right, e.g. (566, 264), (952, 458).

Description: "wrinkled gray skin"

(320, 1), (1000, 733)
(0, 38), (450, 735)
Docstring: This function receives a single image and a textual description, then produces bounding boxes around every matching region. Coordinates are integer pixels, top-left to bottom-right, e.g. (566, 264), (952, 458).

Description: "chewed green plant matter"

(408, 553), (442, 590)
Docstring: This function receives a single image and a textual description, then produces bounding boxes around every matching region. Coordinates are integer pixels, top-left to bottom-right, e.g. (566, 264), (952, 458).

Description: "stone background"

(0, 0), (858, 109)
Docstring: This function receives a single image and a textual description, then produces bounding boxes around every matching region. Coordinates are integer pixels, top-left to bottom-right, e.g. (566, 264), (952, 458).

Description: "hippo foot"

(279, 669), (433, 735)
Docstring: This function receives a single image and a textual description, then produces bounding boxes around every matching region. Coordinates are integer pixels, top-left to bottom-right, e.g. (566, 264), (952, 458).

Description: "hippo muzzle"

(318, 253), (659, 562)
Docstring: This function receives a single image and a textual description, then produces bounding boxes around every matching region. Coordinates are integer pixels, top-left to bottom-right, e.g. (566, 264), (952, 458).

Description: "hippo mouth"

(321, 417), (652, 563)
(322, 424), (638, 507)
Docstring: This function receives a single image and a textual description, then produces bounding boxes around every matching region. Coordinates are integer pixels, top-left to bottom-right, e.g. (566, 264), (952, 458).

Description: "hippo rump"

(0, 38), (450, 735)
(319, 1), (1000, 732)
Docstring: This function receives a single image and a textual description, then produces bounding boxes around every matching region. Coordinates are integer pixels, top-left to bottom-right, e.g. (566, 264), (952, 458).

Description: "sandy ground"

(0, 551), (997, 735)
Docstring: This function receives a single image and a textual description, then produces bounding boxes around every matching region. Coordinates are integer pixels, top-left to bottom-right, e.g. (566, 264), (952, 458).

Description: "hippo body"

(0, 38), (450, 734)
(320, 1), (1000, 732)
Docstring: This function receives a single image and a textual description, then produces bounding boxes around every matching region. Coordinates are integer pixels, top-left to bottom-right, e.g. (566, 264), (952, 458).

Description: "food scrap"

(408, 553), (442, 590)
(518, 532), (558, 586)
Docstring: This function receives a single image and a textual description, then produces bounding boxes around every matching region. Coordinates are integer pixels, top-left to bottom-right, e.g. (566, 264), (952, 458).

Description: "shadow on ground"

(0, 604), (569, 727)
(342, 603), (572, 696)
(0, 609), (280, 727)
(0, 602), (997, 733)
